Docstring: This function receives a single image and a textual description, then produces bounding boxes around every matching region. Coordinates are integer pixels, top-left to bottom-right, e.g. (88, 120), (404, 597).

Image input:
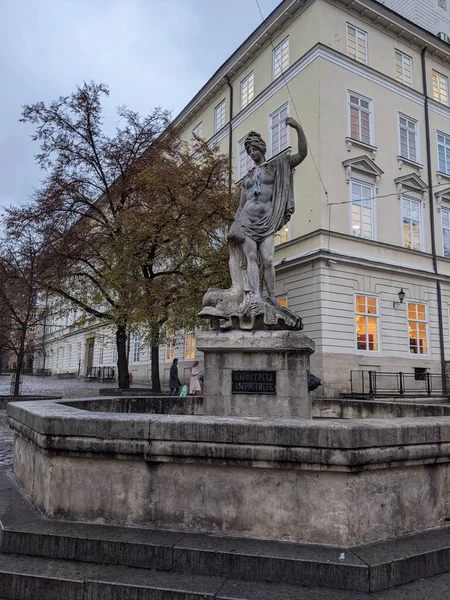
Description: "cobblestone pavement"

(0, 375), (146, 468)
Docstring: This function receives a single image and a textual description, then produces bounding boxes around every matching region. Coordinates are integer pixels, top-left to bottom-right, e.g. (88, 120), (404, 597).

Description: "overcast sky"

(0, 0), (280, 209)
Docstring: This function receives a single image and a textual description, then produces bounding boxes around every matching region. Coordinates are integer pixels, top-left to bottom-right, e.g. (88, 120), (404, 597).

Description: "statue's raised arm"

(285, 117), (308, 169)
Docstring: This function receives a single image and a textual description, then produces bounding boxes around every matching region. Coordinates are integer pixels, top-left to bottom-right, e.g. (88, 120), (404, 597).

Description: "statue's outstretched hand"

(285, 117), (300, 129)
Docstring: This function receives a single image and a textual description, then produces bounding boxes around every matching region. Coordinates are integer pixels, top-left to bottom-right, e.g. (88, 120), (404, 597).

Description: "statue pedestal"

(196, 330), (315, 418)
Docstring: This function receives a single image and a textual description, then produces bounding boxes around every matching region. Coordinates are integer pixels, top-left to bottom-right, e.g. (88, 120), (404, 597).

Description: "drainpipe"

(421, 46), (447, 394)
(224, 75), (233, 192)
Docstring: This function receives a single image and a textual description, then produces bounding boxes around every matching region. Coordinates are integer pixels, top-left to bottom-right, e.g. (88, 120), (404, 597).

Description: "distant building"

(34, 0), (450, 395)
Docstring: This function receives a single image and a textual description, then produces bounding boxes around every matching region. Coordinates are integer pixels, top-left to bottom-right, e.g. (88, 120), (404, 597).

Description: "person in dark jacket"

(169, 358), (181, 395)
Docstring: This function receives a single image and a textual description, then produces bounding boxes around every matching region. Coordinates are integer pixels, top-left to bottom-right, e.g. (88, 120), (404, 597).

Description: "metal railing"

(85, 366), (116, 381)
(350, 370), (449, 398)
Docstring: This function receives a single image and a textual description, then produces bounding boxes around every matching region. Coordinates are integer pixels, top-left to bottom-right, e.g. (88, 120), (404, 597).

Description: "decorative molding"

(345, 137), (377, 159)
(394, 173), (428, 205)
(435, 187), (450, 212)
(436, 171), (450, 185)
(397, 156), (424, 177)
(342, 155), (384, 190)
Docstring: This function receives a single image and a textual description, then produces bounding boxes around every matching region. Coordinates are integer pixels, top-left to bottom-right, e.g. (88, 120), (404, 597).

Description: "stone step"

(2, 470), (450, 594)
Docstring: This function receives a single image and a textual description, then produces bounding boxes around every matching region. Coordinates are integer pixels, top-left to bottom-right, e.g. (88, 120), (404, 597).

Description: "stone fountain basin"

(7, 397), (450, 548)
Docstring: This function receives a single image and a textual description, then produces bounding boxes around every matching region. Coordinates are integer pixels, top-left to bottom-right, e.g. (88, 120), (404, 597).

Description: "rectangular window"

(398, 114), (418, 162)
(274, 225), (289, 246)
(351, 181), (374, 239)
(270, 103), (289, 157)
(349, 92), (372, 145)
(442, 208), (450, 257)
(237, 136), (254, 180)
(408, 303), (428, 354)
(273, 37), (289, 80)
(166, 330), (175, 361)
(214, 100), (226, 133)
(278, 297), (287, 308)
(240, 71), (254, 109)
(402, 196), (421, 250)
(192, 122), (203, 139)
(355, 295), (379, 351)
(185, 332), (196, 360)
(395, 50), (413, 86)
(437, 132), (450, 174)
(133, 333), (141, 363)
(111, 344), (117, 365)
(347, 24), (368, 64)
(98, 343), (104, 365)
(432, 71), (449, 105)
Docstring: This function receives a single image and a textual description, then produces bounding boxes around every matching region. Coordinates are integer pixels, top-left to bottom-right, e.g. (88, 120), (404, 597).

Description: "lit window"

(395, 50), (413, 86)
(214, 100), (226, 133)
(237, 136), (254, 180)
(398, 114), (418, 162)
(347, 24), (367, 64)
(402, 196), (421, 250)
(192, 122), (203, 139)
(432, 71), (449, 105)
(351, 181), (374, 239)
(437, 131), (450, 174)
(270, 103), (289, 157)
(278, 297), (287, 308)
(133, 333), (141, 363)
(240, 72), (254, 109)
(274, 225), (289, 246)
(273, 37), (289, 80)
(185, 332), (196, 359)
(408, 303), (428, 355)
(349, 92), (372, 145)
(442, 208), (450, 256)
(166, 330), (175, 361)
(355, 295), (379, 351)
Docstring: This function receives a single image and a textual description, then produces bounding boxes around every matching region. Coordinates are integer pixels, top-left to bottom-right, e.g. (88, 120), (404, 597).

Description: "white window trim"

(437, 130), (450, 176)
(274, 221), (290, 246)
(192, 122), (203, 139)
(441, 205), (450, 257)
(400, 194), (423, 252)
(354, 292), (381, 355)
(347, 90), (375, 148)
(237, 135), (254, 180)
(240, 71), (254, 110)
(214, 100), (226, 134)
(268, 101), (290, 158)
(349, 179), (376, 240)
(395, 49), (413, 87)
(272, 36), (289, 81)
(407, 302), (429, 357)
(184, 332), (196, 360)
(346, 22), (368, 65)
(432, 70), (449, 105)
(397, 113), (420, 165)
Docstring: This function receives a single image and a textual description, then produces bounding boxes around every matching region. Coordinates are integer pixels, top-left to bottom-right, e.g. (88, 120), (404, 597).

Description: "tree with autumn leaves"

(6, 82), (235, 390)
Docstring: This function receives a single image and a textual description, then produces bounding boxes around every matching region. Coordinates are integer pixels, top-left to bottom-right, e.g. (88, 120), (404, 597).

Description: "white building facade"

(34, 0), (450, 395)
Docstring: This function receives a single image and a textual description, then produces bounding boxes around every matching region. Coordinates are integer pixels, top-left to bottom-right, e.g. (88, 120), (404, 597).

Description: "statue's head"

(244, 131), (266, 165)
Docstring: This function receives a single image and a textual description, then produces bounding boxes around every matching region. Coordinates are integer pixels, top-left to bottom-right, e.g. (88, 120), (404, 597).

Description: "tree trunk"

(151, 346), (161, 393)
(13, 328), (27, 396)
(116, 325), (130, 390)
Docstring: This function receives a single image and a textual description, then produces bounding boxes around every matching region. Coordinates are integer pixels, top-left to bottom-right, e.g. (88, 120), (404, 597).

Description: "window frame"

(347, 91), (374, 147)
(237, 135), (254, 180)
(192, 121), (203, 139)
(354, 293), (380, 354)
(274, 223), (290, 246)
(407, 302), (429, 356)
(214, 99), (226, 133)
(272, 36), (289, 81)
(132, 333), (141, 363)
(437, 131), (450, 175)
(442, 206), (450, 257)
(346, 23), (368, 65)
(269, 102), (290, 158)
(185, 332), (196, 360)
(401, 195), (422, 251)
(432, 70), (449, 105)
(240, 71), (255, 110)
(398, 113), (419, 164)
(395, 50), (413, 87)
(349, 179), (375, 240)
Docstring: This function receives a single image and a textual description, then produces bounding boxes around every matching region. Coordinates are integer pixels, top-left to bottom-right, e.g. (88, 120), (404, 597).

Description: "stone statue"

(199, 117), (308, 331)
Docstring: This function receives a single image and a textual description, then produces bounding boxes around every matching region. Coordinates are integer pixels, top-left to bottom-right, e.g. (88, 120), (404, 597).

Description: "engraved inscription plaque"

(232, 370), (276, 394)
